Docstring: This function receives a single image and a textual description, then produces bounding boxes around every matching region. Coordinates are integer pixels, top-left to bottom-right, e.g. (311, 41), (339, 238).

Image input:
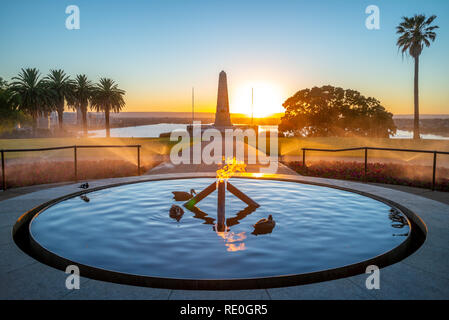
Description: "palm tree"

(44, 69), (74, 131)
(91, 78), (125, 137)
(396, 14), (438, 139)
(69, 75), (93, 136)
(10, 68), (50, 133)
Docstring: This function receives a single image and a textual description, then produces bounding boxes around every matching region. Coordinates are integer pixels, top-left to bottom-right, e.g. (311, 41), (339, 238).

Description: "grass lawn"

(2, 136), (449, 162)
(1, 136), (448, 189)
(0, 159), (161, 189)
(0, 137), (175, 162)
(278, 137), (449, 168)
(279, 136), (449, 155)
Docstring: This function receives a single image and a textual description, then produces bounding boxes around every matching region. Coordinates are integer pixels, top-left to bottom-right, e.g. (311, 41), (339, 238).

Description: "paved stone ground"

(1, 143), (449, 299)
(146, 140), (297, 175)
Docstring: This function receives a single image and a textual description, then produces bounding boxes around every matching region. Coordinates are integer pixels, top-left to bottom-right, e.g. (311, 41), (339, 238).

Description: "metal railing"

(1, 144), (141, 191)
(301, 146), (449, 191)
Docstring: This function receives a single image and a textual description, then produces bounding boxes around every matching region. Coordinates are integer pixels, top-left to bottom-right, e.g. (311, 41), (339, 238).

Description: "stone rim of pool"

(13, 176), (426, 290)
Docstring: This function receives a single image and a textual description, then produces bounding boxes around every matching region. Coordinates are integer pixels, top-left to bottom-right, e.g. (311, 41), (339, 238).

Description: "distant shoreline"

(62, 111), (449, 120)
(2, 112), (449, 139)
(98, 114), (449, 137)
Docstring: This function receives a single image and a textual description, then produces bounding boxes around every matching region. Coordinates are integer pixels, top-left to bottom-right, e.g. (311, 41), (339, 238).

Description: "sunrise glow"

(230, 83), (285, 118)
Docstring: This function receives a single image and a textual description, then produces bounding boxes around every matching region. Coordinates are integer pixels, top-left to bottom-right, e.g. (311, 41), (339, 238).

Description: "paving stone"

(64, 279), (170, 300)
(0, 225), (13, 245)
(0, 261), (88, 299)
(267, 277), (372, 300)
(347, 262), (449, 299)
(425, 223), (449, 249)
(400, 244), (449, 281)
(0, 242), (38, 274)
(0, 199), (47, 227)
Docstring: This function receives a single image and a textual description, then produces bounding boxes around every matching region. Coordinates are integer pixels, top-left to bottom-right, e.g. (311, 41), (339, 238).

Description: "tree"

(279, 85), (396, 138)
(69, 74), (93, 136)
(10, 68), (50, 133)
(0, 77), (28, 133)
(396, 14), (438, 140)
(91, 78), (125, 137)
(44, 69), (74, 130)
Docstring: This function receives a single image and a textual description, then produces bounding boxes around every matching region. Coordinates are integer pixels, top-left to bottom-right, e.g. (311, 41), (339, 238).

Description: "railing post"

(302, 149), (306, 169)
(74, 146), (78, 182)
(1, 150), (5, 191)
(432, 152), (437, 191)
(137, 146), (141, 175)
(364, 147), (368, 181)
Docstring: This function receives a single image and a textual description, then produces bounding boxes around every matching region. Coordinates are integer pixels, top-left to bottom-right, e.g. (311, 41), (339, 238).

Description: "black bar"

(303, 147), (365, 152)
(217, 180), (226, 232)
(432, 152), (437, 191)
(137, 146), (141, 175)
(75, 145), (141, 149)
(227, 182), (260, 207)
(364, 147), (368, 181)
(184, 182), (217, 209)
(302, 149), (306, 168)
(74, 146), (78, 182)
(303, 146), (449, 155)
(1, 150), (5, 191)
(0, 144), (142, 189)
(301, 145), (449, 191)
(2, 146), (75, 152)
(2, 145), (141, 153)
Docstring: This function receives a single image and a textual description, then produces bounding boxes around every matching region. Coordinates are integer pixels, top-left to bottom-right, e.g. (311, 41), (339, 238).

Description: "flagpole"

(251, 87), (254, 125)
(192, 87), (194, 124)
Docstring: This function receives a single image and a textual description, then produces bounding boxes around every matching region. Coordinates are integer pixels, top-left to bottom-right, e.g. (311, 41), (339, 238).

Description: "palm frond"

(395, 14), (438, 58)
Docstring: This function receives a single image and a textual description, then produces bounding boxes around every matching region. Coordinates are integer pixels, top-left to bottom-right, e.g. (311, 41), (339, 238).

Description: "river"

(88, 124), (449, 140)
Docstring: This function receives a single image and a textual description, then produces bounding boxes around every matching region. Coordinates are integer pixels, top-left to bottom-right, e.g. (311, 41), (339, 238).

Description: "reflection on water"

(252, 228), (275, 236)
(79, 195), (90, 203)
(216, 231), (247, 252)
(392, 129), (449, 140)
(188, 205), (215, 225)
(226, 206), (257, 227)
(184, 204), (258, 251)
(389, 208), (409, 237)
(31, 178), (410, 279)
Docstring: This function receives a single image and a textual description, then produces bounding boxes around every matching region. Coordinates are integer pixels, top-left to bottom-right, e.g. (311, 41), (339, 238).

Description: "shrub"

(286, 160), (449, 191)
(1, 159), (160, 189)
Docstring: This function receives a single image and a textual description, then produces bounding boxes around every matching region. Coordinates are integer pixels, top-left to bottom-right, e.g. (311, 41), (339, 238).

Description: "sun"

(230, 83), (284, 118)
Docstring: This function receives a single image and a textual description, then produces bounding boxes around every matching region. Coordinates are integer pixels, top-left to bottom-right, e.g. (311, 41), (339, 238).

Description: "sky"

(1, 0), (448, 116)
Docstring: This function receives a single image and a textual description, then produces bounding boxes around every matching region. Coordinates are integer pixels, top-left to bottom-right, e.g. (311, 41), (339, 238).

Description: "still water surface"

(88, 124), (449, 140)
(31, 178), (409, 279)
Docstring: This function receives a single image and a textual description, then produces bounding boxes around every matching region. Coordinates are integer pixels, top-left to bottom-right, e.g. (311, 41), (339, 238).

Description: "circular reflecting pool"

(30, 178), (410, 280)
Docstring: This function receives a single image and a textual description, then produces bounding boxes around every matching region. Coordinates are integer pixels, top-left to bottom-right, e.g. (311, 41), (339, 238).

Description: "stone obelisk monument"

(214, 71), (233, 128)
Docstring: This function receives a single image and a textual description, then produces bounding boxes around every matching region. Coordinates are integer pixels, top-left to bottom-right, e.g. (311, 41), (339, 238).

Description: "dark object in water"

(252, 214), (275, 235)
(80, 195), (90, 203)
(79, 182), (89, 189)
(213, 224), (230, 232)
(389, 208), (408, 229)
(172, 189), (196, 201)
(252, 227), (274, 236)
(169, 204), (184, 221)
